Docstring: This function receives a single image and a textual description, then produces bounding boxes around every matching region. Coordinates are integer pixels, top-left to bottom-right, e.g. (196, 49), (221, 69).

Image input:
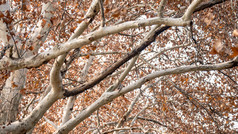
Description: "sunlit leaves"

(232, 29), (238, 37)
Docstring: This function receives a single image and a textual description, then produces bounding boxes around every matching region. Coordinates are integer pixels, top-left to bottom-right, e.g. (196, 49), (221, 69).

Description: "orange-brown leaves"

(85, 54), (90, 59)
(112, 11), (120, 18)
(0, 11), (4, 18)
(1, 10), (13, 24)
(22, 2), (31, 12)
(20, 88), (27, 95)
(70, 26), (77, 33)
(230, 47), (238, 58)
(41, 19), (47, 27)
(105, 0), (109, 5)
(0, 0), (7, 5)
(50, 16), (60, 26)
(105, 7), (110, 14)
(28, 46), (34, 51)
(6, 34), (11, 42)
(91, 46), (96, 51)
(11, 81), (18, 88)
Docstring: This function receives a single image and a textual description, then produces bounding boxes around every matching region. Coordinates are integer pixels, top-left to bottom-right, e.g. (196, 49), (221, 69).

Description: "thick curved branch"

(0, 0), (227, 71)
(62, 0), (229, 96)
(182, 0), (202, 21)
(0, 88), (63, 134)
(0, 1), (101, 133)
(55, 56), (238, 134)
(118, 56), (238, 95)
(63, 25), (168, 96)
(50, 55), (64, 93)
(0, 16), (188, 71)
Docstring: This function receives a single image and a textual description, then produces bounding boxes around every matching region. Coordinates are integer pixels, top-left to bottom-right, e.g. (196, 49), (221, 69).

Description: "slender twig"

(99, 0), (105, 27)
(218, 70), (238, 84)
(168, 79), (221, 133)
(158, 0), (166, 18)
(6, 24), (21, 58)
(115, 91), (141, 128)
(96, 110), (102, 134)
(43, 116), (58, 129)
(118, 32), (141, 37)
(23, 95), (37, 118)
(102, 127), (142, 134)
(130, 100), (149, 126)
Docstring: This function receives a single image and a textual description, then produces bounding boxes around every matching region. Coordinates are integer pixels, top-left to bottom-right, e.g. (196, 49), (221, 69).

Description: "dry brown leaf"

(204, 12), (215, 25)
(232, 29), (238, 37)
(11, 81), (18, 88)
(214, 39), (223, 52)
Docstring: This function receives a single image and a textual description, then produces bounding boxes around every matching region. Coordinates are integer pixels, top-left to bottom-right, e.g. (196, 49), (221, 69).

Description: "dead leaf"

(0, 11), (4, 18)
(11, 81), (18, 88)
(232, 29), (238, 37)
(85, 54), (90, 59)
(229, 47), (238, 58)
(41, 19), (46, 27)
(204, 12), (215, 25)
(28, 46), (34, 51)
(213, 39), (223, 53)
(20, 88), (27, 95)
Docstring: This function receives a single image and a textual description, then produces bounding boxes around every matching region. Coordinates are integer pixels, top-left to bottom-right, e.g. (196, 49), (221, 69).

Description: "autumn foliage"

(0, 0), (238, 134)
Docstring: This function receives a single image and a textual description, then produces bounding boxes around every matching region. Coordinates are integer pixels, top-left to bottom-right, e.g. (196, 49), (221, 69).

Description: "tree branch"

(55, 57), (238, 133)
(63, 25), (168, 96)
(0, 0), (228, 71)
(182, 0), (202, 21)
(0, 15), (187, 71)
(62, 0), (229, 97)
(55, 56), (238, 133)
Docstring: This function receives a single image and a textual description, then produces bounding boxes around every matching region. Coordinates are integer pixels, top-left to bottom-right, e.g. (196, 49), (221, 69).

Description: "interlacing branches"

(0, 0), (237, 134)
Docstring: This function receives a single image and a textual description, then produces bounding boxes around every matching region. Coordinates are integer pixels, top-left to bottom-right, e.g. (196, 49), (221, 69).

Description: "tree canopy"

(0, 0), (237, 133)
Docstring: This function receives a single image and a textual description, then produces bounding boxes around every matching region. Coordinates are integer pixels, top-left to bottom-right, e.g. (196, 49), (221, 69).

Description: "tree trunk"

(0, 69), (27, 124)
(0, 1), (54, 126)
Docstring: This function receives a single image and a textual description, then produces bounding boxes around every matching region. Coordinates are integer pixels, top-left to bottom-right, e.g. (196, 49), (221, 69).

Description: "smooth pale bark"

(0, 1), (54, 130)
(0, 0), (101, 133)
(0, 90), (63, 134)
(60, 0), (101, 126)
(0, 14), (191, 71)
(0, 69), (26, 125)
(0, 2), (25, 125)
(0, 0), (232, 133)
(55, 56), (238, 134)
